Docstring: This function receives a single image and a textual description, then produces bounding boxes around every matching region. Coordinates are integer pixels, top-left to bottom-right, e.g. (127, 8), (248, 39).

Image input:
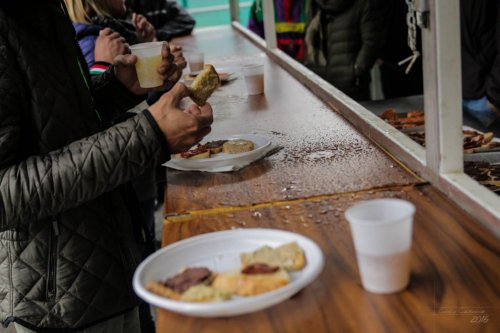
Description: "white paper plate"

(133, 228), (324, 317)
(188, 70), (201, 76)
(164, 134), (271, 172)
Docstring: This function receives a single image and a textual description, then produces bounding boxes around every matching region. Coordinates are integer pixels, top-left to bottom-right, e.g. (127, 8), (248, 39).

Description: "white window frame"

(229, 0), (500, 235)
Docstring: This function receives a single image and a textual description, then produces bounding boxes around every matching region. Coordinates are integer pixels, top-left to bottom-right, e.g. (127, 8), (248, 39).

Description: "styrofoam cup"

(186, 52), (204, 73)
(130, 42), (164, 88)
(242, 64), (264, 95)
(345, 199), (415, 294)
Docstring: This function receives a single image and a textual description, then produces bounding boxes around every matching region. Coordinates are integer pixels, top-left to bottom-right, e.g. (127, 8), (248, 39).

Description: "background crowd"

(249, 0), (500, 127)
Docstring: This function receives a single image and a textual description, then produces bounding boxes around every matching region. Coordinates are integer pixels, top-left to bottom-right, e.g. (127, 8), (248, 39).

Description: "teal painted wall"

(177, 0), (251, 28)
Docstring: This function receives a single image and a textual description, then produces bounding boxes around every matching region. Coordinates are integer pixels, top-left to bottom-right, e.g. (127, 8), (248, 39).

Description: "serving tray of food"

(379, 109), (425, 131)
(133, 228), (324, 317)
(464, 153), (500, 194)
(379, 109), (500, 154)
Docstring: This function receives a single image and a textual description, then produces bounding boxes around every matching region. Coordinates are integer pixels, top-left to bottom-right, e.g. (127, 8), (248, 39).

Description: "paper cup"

(345, 199), (415, 294)
(130, 42), (163, 88)
(186, 52), (205, 73)
(242, 64), (264, 95)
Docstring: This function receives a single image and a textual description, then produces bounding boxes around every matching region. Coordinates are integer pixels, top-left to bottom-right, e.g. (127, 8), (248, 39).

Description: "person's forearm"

(0, 111), (167, 228)
(92, 67), (147, 123)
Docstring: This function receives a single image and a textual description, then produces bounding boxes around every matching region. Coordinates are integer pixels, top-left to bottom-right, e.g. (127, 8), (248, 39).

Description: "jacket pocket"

(46, 218), (59, 301)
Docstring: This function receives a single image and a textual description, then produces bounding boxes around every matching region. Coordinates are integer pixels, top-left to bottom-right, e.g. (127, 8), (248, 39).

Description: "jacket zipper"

(46, 219), (59, 301)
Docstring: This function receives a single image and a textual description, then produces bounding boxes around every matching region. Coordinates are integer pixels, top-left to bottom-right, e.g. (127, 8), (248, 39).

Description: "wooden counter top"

(156, 27), (499, 333)
(166, 27), (420, 215)
(158, 186), (499, 333)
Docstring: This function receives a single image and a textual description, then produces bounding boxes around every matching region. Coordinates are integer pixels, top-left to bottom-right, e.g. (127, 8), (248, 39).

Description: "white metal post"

(422, 0), (463, 180)
(229, 0), (240, 22)
(262, 0), (277, 49)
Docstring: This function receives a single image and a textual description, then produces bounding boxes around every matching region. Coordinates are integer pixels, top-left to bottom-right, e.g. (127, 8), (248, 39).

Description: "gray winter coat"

(0, 1), (168, 331)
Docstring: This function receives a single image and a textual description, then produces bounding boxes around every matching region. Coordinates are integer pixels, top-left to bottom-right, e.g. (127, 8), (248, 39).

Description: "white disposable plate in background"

(133, 228), (324, 317)
(214, 67), (236, 82)
(164, 134), (271, 172)
(188, 70), (201, 76)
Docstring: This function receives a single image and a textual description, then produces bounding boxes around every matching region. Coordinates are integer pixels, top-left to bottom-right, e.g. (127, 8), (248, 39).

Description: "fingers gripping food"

(189, 64), (220, 106)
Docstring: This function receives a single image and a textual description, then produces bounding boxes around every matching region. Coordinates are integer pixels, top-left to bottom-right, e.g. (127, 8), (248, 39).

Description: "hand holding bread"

(148, 83), (213, 153)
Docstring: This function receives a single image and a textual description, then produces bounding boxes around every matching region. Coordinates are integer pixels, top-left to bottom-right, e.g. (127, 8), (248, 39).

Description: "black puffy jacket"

(460, 0), (497, 100)
(304, 0), (386, 100)
(126, 0), (196, 41)
(0, 1), (168, 331)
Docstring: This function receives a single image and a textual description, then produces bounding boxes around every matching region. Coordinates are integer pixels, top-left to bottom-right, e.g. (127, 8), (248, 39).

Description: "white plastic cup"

(242, 64), (264, 95)
(186, 52), (204, 73)
(129, 42), (164, 88)
(345, 199), (415, 294)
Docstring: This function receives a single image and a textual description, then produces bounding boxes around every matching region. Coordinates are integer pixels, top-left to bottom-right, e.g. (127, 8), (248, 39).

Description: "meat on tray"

(379, 109), (500, 153)
(464, 161), (500, 194)
(380, 109), (424, 129)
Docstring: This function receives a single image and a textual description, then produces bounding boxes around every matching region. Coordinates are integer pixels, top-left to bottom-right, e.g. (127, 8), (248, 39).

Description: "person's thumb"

(164, 83), (189, 106)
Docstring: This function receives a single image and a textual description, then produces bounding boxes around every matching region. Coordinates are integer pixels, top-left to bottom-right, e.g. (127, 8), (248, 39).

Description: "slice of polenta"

(189, 64), (220, 106)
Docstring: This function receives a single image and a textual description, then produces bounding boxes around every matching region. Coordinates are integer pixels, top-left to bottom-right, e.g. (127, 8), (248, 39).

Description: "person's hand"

(170, 44), (187, 70)
(148, 83), (213, 153)
(132, 13), (156, 43)
(166, 44), (187, 85)
(95, 28), (129, 63)
(113, 42), (177, 95)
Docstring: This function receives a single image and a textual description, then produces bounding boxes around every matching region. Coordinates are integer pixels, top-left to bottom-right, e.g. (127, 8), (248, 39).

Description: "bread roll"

(189, 64), (220, 106)
(240, 241), (306, 271)
(222, 139), (255, 154)
(180, 284), (230, 302)
(212, 268), (290, 296)
(276, 242), (306, 271)
(146, 282), (182, 300)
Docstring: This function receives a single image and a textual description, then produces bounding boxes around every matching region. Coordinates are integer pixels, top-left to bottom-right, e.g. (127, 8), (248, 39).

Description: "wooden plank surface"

(157, 26), (499, 333)
(157, 185), (499, 333)
(166, 27), (421, 215)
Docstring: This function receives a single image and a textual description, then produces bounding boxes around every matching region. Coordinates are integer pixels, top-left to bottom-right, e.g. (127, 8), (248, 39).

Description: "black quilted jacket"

(460, 0), (497, 100)
(304, 0), (387, 100)
(0, 1), (168, 331)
